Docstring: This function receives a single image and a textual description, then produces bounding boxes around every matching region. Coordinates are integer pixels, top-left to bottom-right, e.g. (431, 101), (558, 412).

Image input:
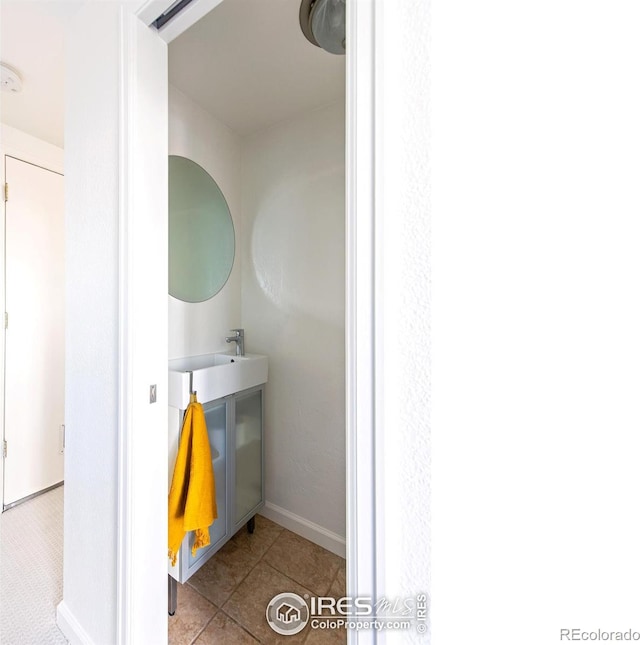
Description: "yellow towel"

(168, 393), (217, 566)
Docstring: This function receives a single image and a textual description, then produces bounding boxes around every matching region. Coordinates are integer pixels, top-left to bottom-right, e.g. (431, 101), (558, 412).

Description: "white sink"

(168, 352), (268, 409)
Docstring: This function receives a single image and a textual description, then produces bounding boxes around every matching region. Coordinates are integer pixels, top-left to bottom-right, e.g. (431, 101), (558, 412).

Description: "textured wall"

(62, 5), (120, 642)
(432, 1), (640, 644)
(240, 102), (346, 539)
(168, 85), (242, 359)
(378, 0), (430, 642)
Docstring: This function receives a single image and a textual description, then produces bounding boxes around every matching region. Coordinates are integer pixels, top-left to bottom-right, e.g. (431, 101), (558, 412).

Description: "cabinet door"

(234, 388), (263, 524)
(186, 400), (227, 570)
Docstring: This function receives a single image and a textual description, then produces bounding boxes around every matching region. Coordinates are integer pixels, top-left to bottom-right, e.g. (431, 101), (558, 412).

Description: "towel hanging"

(168, 392), (217, 565)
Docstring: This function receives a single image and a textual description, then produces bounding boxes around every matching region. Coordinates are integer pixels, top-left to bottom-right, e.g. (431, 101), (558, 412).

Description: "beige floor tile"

(194, 612), (259, 644)
(331, 563), (346, 599)
(264, 530), (343, 596)
(222, 561), (313, 644)
(168, 583), (217, 645)
(187, 538), (262, 606)
(303, 571), (348, 644)
(229, 514), (284, 558)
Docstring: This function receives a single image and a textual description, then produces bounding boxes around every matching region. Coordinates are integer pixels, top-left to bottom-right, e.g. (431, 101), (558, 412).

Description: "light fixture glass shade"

(310, 0), (345, 55)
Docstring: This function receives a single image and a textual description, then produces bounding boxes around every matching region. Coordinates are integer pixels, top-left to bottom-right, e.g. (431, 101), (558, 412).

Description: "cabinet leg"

(168, 575), (177, 616)
(247, 516), (256, 534)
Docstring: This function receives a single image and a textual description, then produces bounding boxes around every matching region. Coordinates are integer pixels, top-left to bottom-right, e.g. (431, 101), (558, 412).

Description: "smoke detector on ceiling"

(1, 64), (23, 93)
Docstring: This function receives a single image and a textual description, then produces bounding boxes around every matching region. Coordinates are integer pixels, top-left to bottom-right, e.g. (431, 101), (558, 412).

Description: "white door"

(3, 155), (64, 506)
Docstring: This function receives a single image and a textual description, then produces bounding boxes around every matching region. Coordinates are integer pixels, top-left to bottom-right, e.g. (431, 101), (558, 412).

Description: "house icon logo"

(266, 592), (309, 635)
(277, 602), (301, 624)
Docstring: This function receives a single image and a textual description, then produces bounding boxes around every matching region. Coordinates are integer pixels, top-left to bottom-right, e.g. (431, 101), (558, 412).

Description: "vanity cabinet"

(168, 384), (264, 584)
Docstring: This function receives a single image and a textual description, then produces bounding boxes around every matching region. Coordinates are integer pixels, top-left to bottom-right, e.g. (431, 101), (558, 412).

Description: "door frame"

(0, 125), (65, 510)
(117, 0), (382, 641)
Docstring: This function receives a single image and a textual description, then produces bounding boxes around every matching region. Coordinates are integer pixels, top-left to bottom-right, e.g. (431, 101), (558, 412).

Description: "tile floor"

(0, 486), (67, 645)
(169, 516), (347, 644)
(1, 489), (345, 645)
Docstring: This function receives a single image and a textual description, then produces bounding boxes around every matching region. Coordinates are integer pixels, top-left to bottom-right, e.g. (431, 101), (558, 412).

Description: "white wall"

(240, 102), (346, 549)
(61, 5), (121, 643)
(375, 0), (429, 639)
(60, 6), (169, 644)
(169, 85), (242, 359)
(433, 1), (640, 643)
(168, 85), (345, 553)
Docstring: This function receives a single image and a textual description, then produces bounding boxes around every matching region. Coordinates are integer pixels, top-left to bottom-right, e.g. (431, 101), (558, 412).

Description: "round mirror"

(169, 155), (235, 303)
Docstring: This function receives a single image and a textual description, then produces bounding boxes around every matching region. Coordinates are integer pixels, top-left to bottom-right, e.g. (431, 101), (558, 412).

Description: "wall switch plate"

(150, 384), (157, 403)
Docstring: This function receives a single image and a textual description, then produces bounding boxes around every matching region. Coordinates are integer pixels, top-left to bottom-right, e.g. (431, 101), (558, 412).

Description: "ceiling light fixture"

(299, 0), (346, 56)
(1, 63), (22, 93)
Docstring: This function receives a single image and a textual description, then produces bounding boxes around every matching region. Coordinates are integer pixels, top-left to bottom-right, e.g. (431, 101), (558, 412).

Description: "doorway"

(3, 154), (64, 508)
(165, 1), (346, 639)
(58, 0), (389, 640)
(0, 123), (67, 645)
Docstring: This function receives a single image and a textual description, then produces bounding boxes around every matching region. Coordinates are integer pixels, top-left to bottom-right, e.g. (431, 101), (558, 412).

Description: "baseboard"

(3, 480), (63, 511)
(260, 501), (346, 559)
(57, 601), (96, 645)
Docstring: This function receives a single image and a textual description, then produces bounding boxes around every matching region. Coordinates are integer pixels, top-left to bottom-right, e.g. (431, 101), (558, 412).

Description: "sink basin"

(168, 352), (268, 408)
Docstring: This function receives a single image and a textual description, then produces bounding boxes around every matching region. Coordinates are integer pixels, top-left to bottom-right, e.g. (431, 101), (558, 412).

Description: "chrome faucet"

(225, 328), (245, 356)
